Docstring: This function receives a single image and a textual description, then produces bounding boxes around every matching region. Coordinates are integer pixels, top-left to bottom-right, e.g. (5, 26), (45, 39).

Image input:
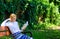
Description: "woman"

(1, 13), (33, 39)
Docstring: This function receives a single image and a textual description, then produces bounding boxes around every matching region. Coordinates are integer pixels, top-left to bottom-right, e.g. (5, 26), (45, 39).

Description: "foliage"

(0, 0), (60, 30)
(0, 0), (60, 39)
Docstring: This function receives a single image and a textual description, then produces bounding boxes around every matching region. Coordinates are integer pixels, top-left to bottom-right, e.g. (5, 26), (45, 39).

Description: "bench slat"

(0, 26), (11, 37)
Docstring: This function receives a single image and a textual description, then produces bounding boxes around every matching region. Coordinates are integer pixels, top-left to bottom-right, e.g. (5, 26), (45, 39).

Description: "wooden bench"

(0, 26), (32, 37)
(0, 26), (11, 37)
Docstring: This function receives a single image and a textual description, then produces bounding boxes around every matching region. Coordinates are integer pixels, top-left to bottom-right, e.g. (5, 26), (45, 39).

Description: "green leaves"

(0, 0), (60, 29)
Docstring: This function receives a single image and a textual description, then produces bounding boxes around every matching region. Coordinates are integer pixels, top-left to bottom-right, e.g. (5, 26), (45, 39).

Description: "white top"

(1, 18), (21, 34)
(1, 18), (28, 34)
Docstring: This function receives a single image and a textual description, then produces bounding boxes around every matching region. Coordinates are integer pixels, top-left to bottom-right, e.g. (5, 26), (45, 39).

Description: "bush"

(0, 0), (60, 30)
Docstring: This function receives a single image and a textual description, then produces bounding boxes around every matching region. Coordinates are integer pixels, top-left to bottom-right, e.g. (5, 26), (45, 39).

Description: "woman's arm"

(1, 18), (10, 26)
(21, 21), (28, 32)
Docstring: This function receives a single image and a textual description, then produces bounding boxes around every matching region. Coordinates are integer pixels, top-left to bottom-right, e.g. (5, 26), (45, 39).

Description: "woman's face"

(10, 16), (16, 22)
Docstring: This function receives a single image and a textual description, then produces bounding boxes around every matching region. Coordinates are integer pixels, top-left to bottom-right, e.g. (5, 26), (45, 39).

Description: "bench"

(0, 26), (11, 37)
(0, 26), (32, 37)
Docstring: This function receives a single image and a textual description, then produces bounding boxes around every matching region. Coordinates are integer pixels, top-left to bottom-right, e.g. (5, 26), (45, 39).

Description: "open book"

(21, 21), (28, 31)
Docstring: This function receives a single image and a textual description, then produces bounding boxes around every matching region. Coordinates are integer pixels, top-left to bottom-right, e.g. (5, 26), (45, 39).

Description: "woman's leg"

(12, 32), (33, 39)
(20, 34), (33, 39)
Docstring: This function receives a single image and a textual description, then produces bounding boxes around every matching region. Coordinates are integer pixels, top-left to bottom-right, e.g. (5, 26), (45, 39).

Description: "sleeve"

(16, 22), (23, 32)
(1, 18), (10, 26)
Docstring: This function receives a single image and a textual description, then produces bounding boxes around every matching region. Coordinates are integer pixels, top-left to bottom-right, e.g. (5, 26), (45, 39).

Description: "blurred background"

(0, 0), (60, 39)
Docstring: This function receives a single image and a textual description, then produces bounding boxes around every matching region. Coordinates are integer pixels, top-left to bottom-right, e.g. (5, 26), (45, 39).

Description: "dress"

(1, 18), (33, 39)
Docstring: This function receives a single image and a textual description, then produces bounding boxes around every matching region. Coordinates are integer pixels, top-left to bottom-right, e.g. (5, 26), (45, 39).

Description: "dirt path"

(49, 26), (60, 30)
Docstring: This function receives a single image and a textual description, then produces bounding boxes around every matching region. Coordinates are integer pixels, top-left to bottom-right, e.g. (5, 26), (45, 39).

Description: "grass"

(32, 30), (60, 39)
(0, 29), (60, 39)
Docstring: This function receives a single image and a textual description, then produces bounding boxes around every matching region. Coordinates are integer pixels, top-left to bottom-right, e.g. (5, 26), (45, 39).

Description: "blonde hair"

(10, 13), (16, 18)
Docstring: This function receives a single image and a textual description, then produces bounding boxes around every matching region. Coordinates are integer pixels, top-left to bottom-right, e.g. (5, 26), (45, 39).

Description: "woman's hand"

(7, 18), (10, 20)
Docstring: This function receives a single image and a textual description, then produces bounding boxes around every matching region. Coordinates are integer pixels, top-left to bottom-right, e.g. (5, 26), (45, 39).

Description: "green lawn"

(32, 30), (60, 39)
(0, 30), (60, 39)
